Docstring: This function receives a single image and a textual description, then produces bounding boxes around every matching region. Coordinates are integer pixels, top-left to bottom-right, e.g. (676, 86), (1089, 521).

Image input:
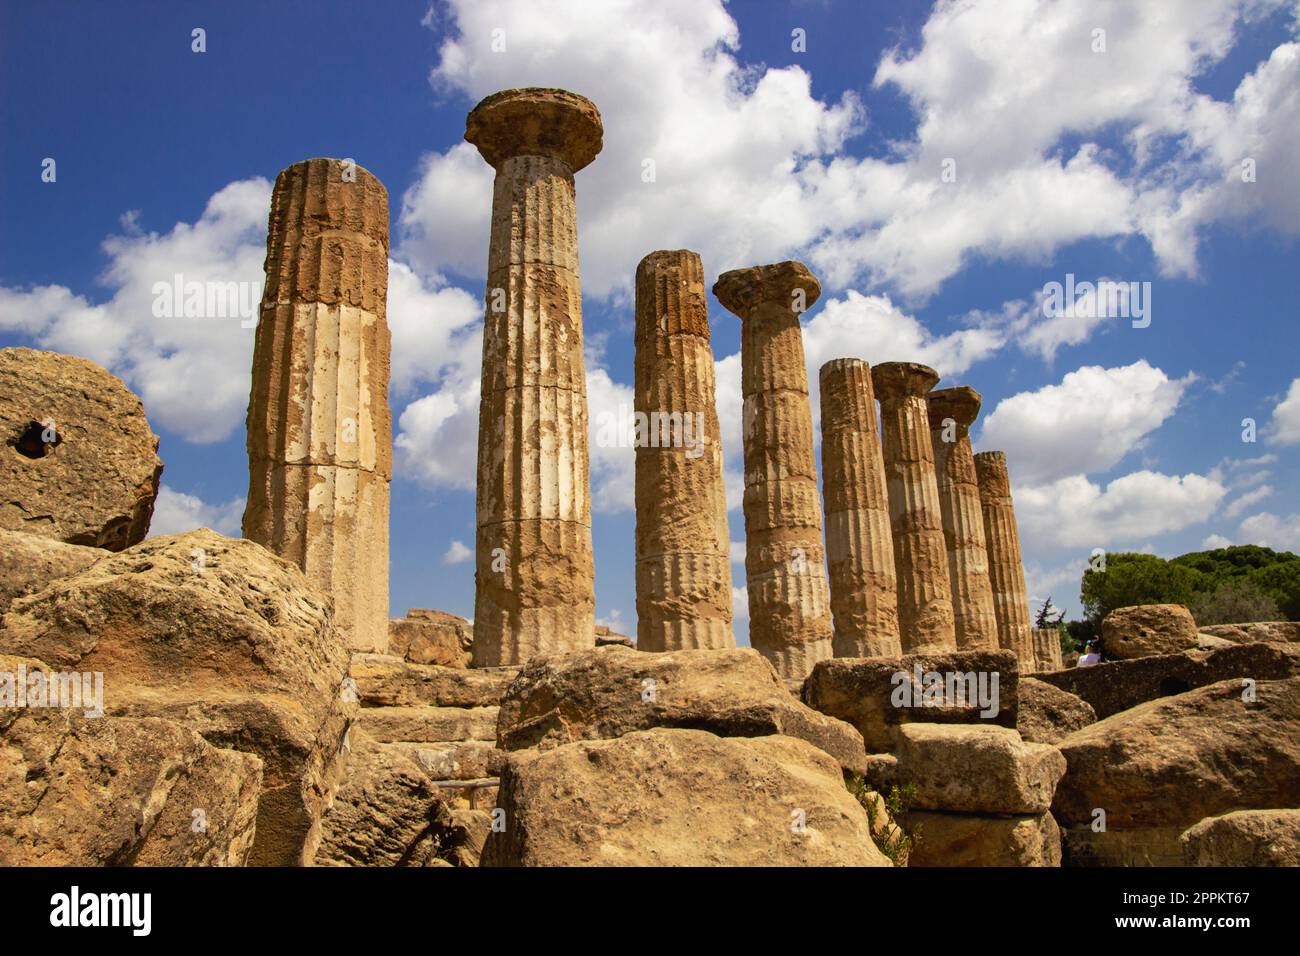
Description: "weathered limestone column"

(974, 451), (1035, 667)
(871, 362), (956, 654)
(713, 261), (832, 679)
(244, 157), (392, 652)
(465, 88), (602, 666)
(634, 250), (734, 651)
(1032, 628), (1064, 672)
(928, 386), (999, 651)
(818, 358), (901, 658)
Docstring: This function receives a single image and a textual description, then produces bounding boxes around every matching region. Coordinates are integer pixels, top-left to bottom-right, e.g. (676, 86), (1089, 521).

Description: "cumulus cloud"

(1235, 511), (1300, 552)
(1223, 483), (1274, 518)
(442, 539), (473, 564)
(1015, 470), (1227, 548)
(148, 485), (245, 538)
(1267, 377), (1300, 444)
(978, 361), (1192, 484)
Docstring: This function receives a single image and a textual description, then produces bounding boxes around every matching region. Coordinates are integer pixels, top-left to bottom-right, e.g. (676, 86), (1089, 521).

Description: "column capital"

(928, 385), (982, 429)
(713, 261), (821, 319)
(465, 87), (604, 172)
(871, 361), (940, 402)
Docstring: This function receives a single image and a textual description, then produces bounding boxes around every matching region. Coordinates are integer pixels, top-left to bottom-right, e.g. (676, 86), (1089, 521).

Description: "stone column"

(1032, 628), (1064, 672)
(818, 358), (901, 658)
(713, 261), (832, 679)
(974, 451), (1034, 667)
(871, 362), (956, 654)
(633, 250), (734, 651)
(244, 157), (392, 652)
(465, 88), (602, 667)
(927, 386), (999, 651)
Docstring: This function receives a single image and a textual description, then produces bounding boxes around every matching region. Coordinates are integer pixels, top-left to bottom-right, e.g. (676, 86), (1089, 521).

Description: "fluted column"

(713, 261), (832, 679)
(974, 451), (1034, 667)
(872, 362), (956, 654)
(1032, 628), (1063, 672)
(928, 386), (998, 651)
(634, 250), (734, 651)
(819, 358), (901, 658)
(244, 157), (392, 652)
(465, 88), (602, 666)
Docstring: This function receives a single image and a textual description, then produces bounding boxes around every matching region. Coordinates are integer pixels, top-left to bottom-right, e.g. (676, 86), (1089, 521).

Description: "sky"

(2, 0), (1298, 643)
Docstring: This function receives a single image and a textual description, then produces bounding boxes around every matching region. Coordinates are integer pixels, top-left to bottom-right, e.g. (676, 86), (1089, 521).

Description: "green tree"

(1080, 553), (1204, 627)
(1034, 596), (1065, 629)
(1190, 579), (1282, 625)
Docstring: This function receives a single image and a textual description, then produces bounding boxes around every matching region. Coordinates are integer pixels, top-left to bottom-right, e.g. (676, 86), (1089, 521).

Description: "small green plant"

(847, 775), (922, 865)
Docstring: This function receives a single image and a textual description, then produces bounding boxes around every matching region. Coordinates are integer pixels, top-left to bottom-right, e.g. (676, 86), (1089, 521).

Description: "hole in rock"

(11, 421), (59, 460)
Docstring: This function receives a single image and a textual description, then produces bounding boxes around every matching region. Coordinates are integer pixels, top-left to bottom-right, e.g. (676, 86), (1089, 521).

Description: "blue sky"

(2, 0), (1298, 642)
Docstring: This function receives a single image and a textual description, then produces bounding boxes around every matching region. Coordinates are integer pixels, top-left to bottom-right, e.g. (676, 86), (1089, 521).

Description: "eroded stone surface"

(1180, 809), (1300, 867)
(482, 728), (891, 866)
(803, 650), (1019, 752)
(0, 348), (162, 551)
(633, 250), (733, 652)
(1102, 603), (1198, 660)
(907, 811), (1061, 867)
(388, 609), (472, 667)
(0, 529), (355, 866)
(244, 157), (392, 653)
(495, 646), (868, 773)
(715, 262), (832, 679)
(819, 359), (901, 658)
(0, 528), (101, 619)
(873, 362), (956, 654)
(1016, 677), (1096, 744)
(973, 451), (1034, 667)
(469, 89), (601, 666)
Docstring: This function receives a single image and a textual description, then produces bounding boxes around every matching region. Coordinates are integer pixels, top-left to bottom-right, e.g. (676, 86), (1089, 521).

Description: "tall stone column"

(465, 88), (602, 666)
(244, 157), (392, 652)
(818, 358), (901, 658)
(634, 250), (734, 652)
(974, 451), (1034, 667)
(1032, 628), (1063, 672)
(713, 261), (832, 680)
(928, 386), (998, 651)
(871, 362), (956, 654)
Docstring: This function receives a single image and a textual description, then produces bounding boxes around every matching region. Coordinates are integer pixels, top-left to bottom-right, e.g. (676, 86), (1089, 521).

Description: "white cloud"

(978, 361), (1192, 484)
(1201, 533), (1235, 549)
(1223, 483), (1274, 518)
(442, 539), (472, 564)
(1016, 470), (1227, 549)
(729, 540), (746, 564)
(1267, 377), (1300, 444)
(148, 485), (245, 538)
(1236, 511), (1300, 552)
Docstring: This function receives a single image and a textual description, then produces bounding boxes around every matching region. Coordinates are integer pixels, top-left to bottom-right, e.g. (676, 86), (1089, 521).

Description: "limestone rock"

(1196, 633), (1236, 650)
(1199, 621), (1300, 645)
(1102, 603), (1197, 659)
(973, 451), (1033, 666)
(1033, 642), (1300, 718)
(1016, 677), (1096, 744)
(594, 625), (635, 648)
(895, 723), (1065, 815)
(482, 728), (891, 866)
(387, 609), (473, 666)
(0, 529), (355, 866)
(1053, 677), (1300, 835)
(803, 650), (1018, 752)
(1180, 809), (1300, 866)
(0, 528), (101, 618)
(907, 811), (1060, 867)
(359, 705), (499, 744)
(350, 653), (516, 708)
(0, 700), (261, 867)
(0, 347), (162, 550)
(314, 730), (447, 867)
(495, 646), (868, 773)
